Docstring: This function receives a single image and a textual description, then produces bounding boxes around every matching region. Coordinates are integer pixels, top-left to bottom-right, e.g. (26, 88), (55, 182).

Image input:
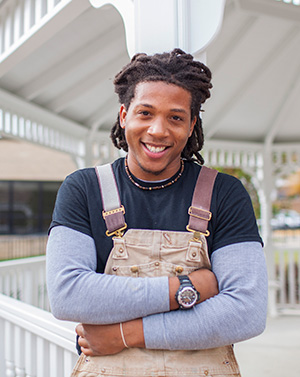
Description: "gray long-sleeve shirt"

(46, 225), (268, 350)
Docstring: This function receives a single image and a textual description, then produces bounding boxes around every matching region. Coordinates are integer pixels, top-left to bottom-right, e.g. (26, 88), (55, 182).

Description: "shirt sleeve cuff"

(145, 276), (170, 316)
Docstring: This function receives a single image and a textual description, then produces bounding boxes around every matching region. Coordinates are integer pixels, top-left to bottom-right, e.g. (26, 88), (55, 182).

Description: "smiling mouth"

(144, 143), (168, 153)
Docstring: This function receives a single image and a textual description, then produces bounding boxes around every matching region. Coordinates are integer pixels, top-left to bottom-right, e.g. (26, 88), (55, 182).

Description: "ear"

(189, 116), (197, 137)
(119, 104), (127, 129)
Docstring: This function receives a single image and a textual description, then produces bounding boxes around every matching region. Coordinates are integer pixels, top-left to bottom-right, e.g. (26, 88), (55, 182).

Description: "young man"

(47, 49), (268, 376)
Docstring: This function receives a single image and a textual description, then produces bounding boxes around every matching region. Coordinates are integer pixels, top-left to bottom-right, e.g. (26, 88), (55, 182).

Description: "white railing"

(0, 0), (69, 60)
(204, 140), (300, 178)
(0, 293), (78, 377)
(0, 243), (299, 376)
(0, 255), (49, 310)
(273, 231), (300, 313)
(0, 88), (87, 158)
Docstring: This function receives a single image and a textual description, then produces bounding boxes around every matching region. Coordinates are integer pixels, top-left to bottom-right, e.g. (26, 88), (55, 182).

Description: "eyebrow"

(137, 103), (189, 114)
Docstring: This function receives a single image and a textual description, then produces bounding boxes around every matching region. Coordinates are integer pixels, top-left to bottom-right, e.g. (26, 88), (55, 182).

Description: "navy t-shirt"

(50, 158), (262, 273)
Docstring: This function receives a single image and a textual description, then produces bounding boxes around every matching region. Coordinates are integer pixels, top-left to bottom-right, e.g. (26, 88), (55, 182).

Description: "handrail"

(0, 255), (50, 310)
(0, 293), (78, 376)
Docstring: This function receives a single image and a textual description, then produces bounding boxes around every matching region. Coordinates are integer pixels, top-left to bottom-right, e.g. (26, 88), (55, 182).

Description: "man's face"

(119, 81), (196, 181)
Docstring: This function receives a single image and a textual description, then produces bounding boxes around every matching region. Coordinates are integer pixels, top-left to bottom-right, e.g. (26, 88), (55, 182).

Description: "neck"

(124, 156), (184, 191)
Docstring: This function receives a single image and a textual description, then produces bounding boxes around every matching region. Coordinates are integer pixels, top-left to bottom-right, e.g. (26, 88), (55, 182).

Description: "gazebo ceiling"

(204, 0), (300, 145)
(0, 0), (299, 145)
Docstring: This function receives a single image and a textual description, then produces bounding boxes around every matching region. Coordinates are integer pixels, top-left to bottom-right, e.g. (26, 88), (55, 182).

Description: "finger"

(75, 324), (84, 337)
(77, 336), (89, 349)
(80, 346), (95, 357)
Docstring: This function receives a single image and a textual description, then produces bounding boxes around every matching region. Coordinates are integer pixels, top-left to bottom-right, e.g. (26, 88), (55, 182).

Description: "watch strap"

(178, 275), (195, 288)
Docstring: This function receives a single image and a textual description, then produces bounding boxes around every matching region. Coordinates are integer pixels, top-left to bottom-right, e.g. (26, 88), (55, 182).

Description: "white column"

(134, 0), (226, 59)
(261, 143), (278, 317)
(90, 0), (226, 59)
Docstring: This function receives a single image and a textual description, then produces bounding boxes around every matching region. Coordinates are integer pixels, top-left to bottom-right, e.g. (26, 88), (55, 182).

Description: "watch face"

(178, 287), (197, 308)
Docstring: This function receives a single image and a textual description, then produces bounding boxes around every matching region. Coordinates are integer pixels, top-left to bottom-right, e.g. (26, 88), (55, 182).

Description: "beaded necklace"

(124, 156), (184, 191)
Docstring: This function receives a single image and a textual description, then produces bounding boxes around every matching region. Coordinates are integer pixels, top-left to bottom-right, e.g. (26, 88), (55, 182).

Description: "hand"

(76, 323), (124, 356)
(76, 319), (145, 356)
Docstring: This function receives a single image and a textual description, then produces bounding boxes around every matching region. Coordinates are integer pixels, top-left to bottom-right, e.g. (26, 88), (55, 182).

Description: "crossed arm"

(76, 267), (218, 356)
(46, 226), (268, 356)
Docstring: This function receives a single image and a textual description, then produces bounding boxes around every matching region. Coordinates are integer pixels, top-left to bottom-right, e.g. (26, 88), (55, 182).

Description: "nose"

(147, 117), (169, 138)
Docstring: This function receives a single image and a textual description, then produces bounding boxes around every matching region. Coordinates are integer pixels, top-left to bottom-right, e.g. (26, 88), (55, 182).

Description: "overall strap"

(95, 164), (127, 237)
(187, 166), (218, 238)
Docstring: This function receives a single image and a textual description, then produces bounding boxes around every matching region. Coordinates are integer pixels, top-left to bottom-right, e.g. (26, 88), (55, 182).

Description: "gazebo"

(0, 0), (299, 375)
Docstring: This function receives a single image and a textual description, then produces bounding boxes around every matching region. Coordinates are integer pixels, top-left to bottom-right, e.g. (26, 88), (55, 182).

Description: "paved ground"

(235, 315), (300, 377)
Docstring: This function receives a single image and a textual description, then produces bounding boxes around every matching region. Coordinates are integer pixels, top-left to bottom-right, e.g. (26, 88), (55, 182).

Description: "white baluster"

(25, 331), (37, 377)
(34, 0), (42, 25)
(13, 0), (22, 41)
(14, 326), (26, 377)
(226, 150), (233, 167)
(0, 318), (6, 377)
(12, 114), (18, 136)
(298, 251), (300, 305)
(25, 119), (32, 140)
(288, 250), (296, 306)
(278, 249), (286, 305)
(5, 322), (15, 377)
(31, 121), (38, 142)
(4, 6), (13, 50)
(0, 109), (3, 130)
(218, 149), (225, 166)
(4, 111), (11, 134)
(0, 267), (3, 293)
(5, 360), (15, 377)
(49, 343), (61, 376)
(36, 338), (44, 377)
(18, 116), (25, 138)
(64, 349), (76, 377)
(36, 338), (49, 377)
(47, 0), (55, 13)
(23, 269), (33, 305)
(37, 123), (44, 144)
(0, 17), (3, 54)
(11, 269), (18, 299)
(4, 271), (10, 297)
(23, 0), (32, 35)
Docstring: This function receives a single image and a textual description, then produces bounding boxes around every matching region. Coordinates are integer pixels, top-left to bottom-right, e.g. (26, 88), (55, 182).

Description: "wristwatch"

(175, 275), (200, 310)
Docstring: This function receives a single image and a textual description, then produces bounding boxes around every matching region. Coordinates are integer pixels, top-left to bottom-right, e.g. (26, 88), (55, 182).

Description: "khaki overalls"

(71, 164), (241, 377)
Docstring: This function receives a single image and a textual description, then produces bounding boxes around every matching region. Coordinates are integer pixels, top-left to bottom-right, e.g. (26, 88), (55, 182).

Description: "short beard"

(138, 161), (167, 177)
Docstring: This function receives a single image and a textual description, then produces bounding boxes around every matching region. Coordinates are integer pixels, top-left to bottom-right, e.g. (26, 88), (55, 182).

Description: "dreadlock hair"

(111, 48), (212, 165)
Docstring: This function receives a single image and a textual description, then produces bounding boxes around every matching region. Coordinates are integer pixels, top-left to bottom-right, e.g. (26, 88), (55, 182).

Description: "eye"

(138, 110), (151, 117)
(172, 115), (183, 121)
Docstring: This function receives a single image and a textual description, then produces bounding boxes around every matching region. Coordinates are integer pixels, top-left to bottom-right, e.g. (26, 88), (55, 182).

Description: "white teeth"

(145, 144), (166, 153)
